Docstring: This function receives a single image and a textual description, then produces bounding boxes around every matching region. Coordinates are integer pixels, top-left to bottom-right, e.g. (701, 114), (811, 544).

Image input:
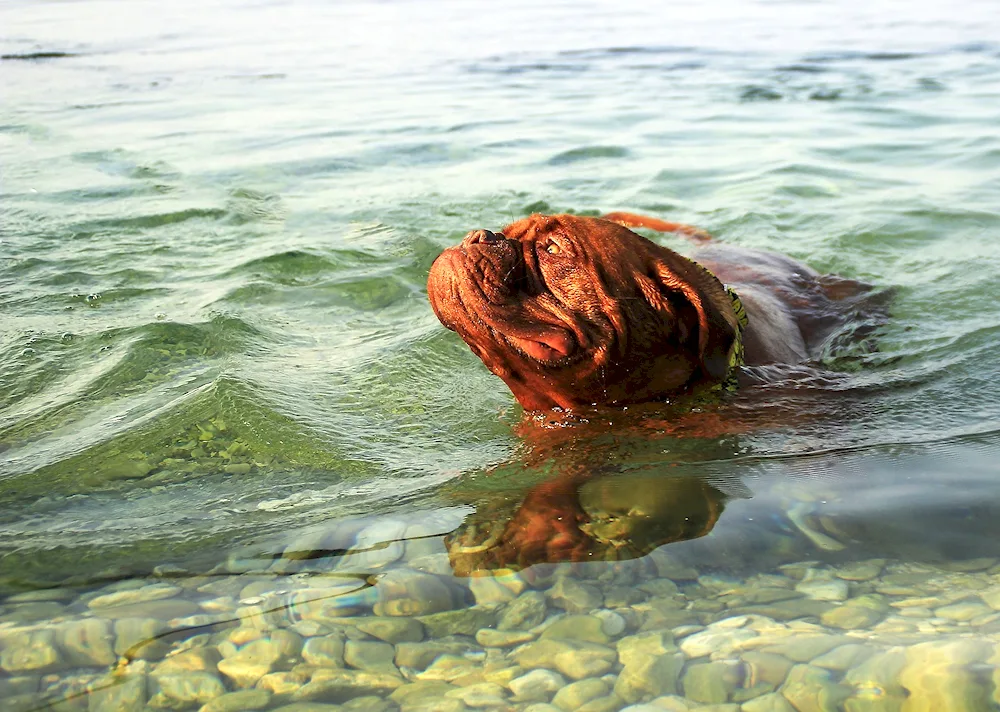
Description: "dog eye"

(544, 242), (561, 255)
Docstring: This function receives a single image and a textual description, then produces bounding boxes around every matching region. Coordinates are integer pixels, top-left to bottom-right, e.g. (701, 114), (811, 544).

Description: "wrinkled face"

(427, 214), (737, 411)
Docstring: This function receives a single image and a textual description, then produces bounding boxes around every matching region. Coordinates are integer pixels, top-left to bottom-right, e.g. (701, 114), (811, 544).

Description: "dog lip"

(506, 327), (577, 363)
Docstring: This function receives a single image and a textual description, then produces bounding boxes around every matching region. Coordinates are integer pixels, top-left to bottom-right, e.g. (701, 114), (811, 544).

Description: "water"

(3, 0), (1000, 709)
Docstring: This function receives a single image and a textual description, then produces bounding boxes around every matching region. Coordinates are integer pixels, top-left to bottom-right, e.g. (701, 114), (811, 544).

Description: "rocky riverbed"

(4, 549), (1000, 711)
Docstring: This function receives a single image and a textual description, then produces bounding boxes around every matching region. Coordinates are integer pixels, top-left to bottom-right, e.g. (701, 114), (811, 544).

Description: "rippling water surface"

(3, 0), (1000, 709)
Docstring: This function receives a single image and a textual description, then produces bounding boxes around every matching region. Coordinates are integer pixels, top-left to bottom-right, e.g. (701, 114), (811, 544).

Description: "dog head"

(427, 214), (739, 411)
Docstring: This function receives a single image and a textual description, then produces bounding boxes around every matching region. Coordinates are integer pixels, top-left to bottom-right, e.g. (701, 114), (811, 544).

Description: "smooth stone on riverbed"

(682, 660), (740, 704)
(89, 584), (182, 610)
(742, 692), (797, 712)
(552, 642), (617, 680)
(679, 626), (756, 659)
(218, 636), (300, 688)
(476, 628), (535, 647)
(498, 591), (548, 631)
(547, 577), (603, 613)
(344, 640), (398, 675)
(551, 678), (610, 710)
(934, 600), (992, 621)
(354, 616), (424, 644)
(834, 561), (885, 582)
(293, 669), (403, 702)
(795, 570), (849, 602)
(394, 639), (474, 670)
(539, 614), (610, 644)
(154, 647), (221, 676)
(780, 664), (850, 712)
(811, 644), (874, 672)
(508, 669), (567, 702)
(149, 672), (226, 708)
(389, 680), (458, 707)
(198, 688), (272, 712)
(372, 569), (464, 617)
(761, 635), (851, 663)
(413, 654), (478, 682)
(96, 598), (202, 621)
(301, 633), (345, 668)
(842, 649), (906, 706)
(820, 595), (888, 630)
(57, 618), (116, 667)
(897, 640), (992, 712)
(418, 606), (497, 638)
(742, 651), (794, 690)
(615, 650), (685, 702)
(0, 628), (62, 672)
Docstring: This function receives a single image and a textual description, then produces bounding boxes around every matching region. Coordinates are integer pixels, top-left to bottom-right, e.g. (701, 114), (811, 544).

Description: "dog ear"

(639, 249), (740, 382)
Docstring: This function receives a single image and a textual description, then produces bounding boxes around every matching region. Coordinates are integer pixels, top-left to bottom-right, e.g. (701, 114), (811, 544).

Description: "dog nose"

(463, 229), (504, 246)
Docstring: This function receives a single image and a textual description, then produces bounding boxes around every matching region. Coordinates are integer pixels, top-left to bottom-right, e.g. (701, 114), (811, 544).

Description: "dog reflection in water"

(446, 469), (745, 577)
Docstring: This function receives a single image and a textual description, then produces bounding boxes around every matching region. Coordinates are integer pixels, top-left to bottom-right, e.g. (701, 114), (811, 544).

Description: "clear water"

(3, 0), (1000, 709)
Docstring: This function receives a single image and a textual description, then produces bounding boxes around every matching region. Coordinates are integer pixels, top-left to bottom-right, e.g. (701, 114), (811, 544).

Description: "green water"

(3, 0), (1000, 709)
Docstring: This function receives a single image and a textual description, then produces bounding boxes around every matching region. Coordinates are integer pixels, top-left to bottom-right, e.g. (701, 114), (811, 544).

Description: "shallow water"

(3, 0), (1000, 709)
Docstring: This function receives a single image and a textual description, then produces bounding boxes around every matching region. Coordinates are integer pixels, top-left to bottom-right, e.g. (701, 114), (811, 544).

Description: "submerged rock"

(780, 664), (850, 712)
(0, 628), (62, 673)
(148, 671), (225, 709)
(508, 669), (567, 702)
(292, 669), (403, 702)
(199, 689), (272, 712)
(539, 614), (610, 644)
(301, 634), (345, 668)
(498, 591), (548, 631)
(551, 678), (610, 710)
(897, 640), (992, 712)
(682, 660), (740, 704)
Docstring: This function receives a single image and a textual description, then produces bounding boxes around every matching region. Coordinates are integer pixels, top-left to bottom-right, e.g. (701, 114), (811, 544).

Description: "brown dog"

(427, 212), (882, 412)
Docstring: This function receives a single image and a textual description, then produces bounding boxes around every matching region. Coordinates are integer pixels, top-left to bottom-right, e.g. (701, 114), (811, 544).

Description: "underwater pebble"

(444, 681), (508, 707)
(301, 633), (345, 668)
(498, 591), (548, 631)
(476, 628), (535, 647)
(155, 647), (221, 676)
(795, 570), (849, 602)
(551, 678), (609, 710)
(539, 614), (610, 644)
(508, 668), (567, 702)
(741, 692), (797, 712)
(414, 654), (478, 682)
(199, 688), (272, 712)
(0, 629), (62, 673)
(418, 606), (496, 638)
(256, 670), (308, 698)
(468, 574), (526, 605)
(552, 641), (617, 680)
(897, 640), (992, 711)
(682, 660), (740, 703)
(217, 637), (293, 688)
(149, 671), (225, 708)
(779, 664), (850, 712)
(394, 639), (474, 670)
(88, 669), (148, 712)
(934, 600), (992, 621)
(373, 569), (464, 617)
(547, 577), (603, 613)
(88, 584), (182, 610)
(59, 618), (116, 667)
(344, 639), (398, 675)
(592, 609), (627, 637)
(680, 626), (757, 658)
(293, 669), (403, 702)
(761, 634), (851, 663)
(820, 597), (887, 630)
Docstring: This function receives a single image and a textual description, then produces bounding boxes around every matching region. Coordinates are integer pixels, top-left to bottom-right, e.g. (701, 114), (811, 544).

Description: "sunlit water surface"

(3, 0), (1000, 709)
